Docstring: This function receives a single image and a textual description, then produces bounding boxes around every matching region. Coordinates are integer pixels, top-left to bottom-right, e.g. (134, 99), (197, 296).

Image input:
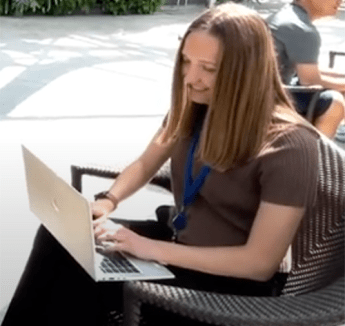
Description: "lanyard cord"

(172, 132), (211, 239)
(183, 133), (211, 207)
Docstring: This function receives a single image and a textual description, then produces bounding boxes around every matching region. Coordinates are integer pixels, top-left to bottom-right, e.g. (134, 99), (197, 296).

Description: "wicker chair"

(71, 136), (345, 326)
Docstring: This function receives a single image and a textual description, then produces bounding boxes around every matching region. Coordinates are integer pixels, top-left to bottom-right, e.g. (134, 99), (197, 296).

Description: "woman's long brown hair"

(162, 3), (309, 172)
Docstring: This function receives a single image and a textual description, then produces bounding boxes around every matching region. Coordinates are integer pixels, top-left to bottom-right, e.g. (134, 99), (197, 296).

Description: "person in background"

(267, 0), (345, 141)
(3, 3), (321, 326)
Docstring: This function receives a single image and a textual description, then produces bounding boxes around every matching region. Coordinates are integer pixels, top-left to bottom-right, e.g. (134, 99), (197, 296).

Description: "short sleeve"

(259, 127), (319, 207)
(280, 25), (320, 64)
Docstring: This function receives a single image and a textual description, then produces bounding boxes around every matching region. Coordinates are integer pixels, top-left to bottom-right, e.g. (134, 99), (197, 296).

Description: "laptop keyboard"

(101, 252), (140, 274)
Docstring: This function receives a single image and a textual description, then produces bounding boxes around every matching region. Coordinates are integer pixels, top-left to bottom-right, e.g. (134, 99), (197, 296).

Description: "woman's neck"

(191, 103), (208, 134)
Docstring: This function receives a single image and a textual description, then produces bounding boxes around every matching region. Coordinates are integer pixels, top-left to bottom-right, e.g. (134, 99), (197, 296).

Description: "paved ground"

(0, 0), (344, 320)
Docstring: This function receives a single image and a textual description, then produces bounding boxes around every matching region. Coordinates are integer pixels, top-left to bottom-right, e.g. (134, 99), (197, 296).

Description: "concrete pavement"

(0, 5), (204, 316)
(0, 0), (345, 319)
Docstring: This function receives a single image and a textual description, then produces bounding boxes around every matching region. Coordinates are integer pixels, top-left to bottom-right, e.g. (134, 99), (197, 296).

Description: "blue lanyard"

(172, 133), (211, 239)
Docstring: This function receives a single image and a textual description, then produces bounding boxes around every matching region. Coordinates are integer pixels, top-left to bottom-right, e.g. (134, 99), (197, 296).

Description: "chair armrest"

(284, 85), (325, 123)
(329, 50), (345, 68)
(71, 163), (172, 194)
(123, 276), (345, 326)
(71, 164), (120, 193)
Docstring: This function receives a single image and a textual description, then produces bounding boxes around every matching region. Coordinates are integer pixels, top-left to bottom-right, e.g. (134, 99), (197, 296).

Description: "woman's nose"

(184, 64), (201, 85)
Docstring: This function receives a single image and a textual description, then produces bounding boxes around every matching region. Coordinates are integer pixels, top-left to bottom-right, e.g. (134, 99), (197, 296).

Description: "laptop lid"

(22, 145), (174, 282)
(22, 145), (97, 279)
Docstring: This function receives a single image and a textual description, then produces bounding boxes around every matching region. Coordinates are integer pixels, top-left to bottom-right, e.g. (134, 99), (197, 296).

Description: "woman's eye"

(203, 66), (216, 73)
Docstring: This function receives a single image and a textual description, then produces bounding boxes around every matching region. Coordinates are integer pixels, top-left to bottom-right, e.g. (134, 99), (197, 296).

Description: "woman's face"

(181, 30), (221, 105)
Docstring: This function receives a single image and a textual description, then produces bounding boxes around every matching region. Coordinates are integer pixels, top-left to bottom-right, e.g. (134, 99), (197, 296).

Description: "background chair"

(284, 48), (345, 126)
(284, 85), (324, 123)
(71, 136), (345, 326)
(329, 49), (345, 69)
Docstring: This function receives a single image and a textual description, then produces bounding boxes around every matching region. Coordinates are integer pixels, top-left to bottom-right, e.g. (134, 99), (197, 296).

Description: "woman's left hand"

(93, 219), (160, 262)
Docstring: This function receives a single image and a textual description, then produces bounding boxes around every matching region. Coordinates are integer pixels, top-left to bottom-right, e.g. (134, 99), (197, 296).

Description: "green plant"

(0, 0), (161, 15)
(43, 0), (96, 15)
(129, 0), (163, 14)
(0, 0), (39, 15)
(102, 0), (127, 15)
(102, 0), (164, 15)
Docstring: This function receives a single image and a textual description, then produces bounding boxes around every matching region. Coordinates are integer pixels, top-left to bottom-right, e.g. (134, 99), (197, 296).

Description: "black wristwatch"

(94, 191), (119, 210)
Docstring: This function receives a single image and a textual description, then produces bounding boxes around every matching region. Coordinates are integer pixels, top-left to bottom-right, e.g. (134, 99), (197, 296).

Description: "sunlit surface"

(0, 3), (344, 320)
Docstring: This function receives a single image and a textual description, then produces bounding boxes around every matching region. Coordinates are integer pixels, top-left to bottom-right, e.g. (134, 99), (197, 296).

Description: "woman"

(3, 3), (319, 325)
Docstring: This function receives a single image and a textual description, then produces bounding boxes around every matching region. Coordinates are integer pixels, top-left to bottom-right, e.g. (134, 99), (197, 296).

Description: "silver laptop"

(22, 145), (174, 282)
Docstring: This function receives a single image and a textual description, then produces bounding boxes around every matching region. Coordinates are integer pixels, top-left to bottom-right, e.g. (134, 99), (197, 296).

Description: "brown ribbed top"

(170, 125), (319, 246)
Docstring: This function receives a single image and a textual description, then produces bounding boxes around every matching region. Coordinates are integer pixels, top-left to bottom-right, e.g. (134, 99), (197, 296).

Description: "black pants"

(3, 221), (287, 326)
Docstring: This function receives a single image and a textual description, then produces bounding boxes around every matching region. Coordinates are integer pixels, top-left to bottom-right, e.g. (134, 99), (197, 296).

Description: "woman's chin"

(189, 96), (210, 105)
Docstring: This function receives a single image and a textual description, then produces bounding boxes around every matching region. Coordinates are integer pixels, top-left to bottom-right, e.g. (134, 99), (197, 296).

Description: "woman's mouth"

(190, 86), (207, 93)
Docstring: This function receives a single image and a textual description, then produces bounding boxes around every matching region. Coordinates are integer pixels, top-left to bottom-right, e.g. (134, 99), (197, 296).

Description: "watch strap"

(94, 191), (119, 210)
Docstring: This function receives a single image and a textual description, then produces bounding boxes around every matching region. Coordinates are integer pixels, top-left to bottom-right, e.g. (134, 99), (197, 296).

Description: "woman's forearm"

(151, 203), (304, 282)
(107, 159), (158, 205)
(106, 128), (174, 208)
(153, 240), (277, 282)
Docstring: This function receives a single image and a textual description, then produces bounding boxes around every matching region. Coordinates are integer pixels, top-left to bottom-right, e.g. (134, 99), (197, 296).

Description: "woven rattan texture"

(124, 277), (344, 326)
(283, 139), (345, 295)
